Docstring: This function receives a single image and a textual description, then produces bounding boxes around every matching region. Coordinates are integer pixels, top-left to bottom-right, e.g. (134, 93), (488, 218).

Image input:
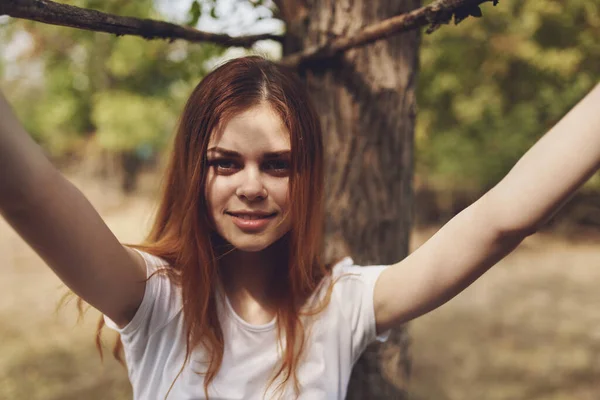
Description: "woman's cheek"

(211, 177), (239, 208)
(273, 178), (290, 205)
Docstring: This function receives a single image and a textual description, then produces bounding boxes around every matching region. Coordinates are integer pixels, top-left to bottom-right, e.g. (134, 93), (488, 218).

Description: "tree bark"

(284, 1), (421, 398)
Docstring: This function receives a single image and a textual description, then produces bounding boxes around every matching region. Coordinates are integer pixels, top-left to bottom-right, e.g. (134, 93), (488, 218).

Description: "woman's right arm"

(0, 91), (147, 328)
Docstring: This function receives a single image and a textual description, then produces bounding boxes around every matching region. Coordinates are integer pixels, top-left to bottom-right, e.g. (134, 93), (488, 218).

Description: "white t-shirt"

(104, 250), (389, 400)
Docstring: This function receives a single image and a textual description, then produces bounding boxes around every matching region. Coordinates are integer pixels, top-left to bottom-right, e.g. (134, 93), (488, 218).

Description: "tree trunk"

(283, 0), (421, 398)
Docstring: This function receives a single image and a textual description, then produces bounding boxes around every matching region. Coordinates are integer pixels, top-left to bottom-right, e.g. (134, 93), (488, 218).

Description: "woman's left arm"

(374, 83), (600, 333)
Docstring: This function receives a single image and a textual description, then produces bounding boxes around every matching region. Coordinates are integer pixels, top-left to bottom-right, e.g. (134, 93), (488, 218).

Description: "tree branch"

(0, 0), (499, 68)
(0, 0), (283, 48)
(279, 0), (499, 68)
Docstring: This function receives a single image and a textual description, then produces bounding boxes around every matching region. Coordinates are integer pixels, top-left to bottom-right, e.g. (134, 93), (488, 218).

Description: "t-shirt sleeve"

(103, 249), (181, 349)
(333, 258), (390, 364)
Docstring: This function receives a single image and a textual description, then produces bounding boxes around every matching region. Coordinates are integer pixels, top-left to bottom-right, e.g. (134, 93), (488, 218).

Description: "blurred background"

(1, 0), (599, 399)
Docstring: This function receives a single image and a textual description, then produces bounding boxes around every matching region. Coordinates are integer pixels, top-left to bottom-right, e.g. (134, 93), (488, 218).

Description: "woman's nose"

(235, 168), (267, 201)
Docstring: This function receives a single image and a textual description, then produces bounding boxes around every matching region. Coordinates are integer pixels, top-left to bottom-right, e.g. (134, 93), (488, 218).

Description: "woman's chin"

(214, 228), (290, 254)
(224, 235), (276, 253)
(233, 241), (272, 253)
(227, 232), (290, 253)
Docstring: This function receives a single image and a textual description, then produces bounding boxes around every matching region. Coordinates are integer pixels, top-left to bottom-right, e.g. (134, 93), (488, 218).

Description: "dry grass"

(1, 174), (600, 399)
(0, 174), (155, 400)
(409, 230), (600, 400)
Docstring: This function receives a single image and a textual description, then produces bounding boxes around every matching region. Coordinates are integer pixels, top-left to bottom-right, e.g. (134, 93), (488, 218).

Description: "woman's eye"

(209, 159), (239, 174)
(264, 160), (290, 174)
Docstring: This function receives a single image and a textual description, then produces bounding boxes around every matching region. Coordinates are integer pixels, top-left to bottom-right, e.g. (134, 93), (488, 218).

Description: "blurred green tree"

(417, 0), (600, 193)
(1, 0), (224, 190)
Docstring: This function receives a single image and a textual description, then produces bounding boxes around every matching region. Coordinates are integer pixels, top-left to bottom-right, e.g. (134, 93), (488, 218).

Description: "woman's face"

(206, 103), (292, 252)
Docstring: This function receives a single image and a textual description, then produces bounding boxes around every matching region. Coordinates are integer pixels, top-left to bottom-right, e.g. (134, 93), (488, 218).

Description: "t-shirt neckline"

(221, 290), (277, 333)
(217, 257), (355, 333)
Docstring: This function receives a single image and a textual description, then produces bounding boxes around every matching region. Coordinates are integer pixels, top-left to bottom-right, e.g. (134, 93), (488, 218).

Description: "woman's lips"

(227, 212), (276, 231)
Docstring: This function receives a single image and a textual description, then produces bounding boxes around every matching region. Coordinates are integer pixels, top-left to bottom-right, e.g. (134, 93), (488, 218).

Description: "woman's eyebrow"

(263, 150), (291, 159)
(206, 147), (240, 157)
(207, 147), (291, 158)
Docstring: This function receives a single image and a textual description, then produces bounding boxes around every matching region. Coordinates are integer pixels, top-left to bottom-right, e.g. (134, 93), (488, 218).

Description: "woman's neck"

(218, 239), (287, 325)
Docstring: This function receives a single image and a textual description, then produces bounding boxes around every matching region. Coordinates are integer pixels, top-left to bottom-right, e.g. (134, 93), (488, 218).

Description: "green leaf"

(186, 0), (202, 27)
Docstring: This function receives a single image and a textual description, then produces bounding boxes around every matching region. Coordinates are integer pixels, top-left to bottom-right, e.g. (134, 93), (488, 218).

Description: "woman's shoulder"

(315, 257), (390, 352)
(330, 257), (389, 286)
(312, 257), (389, 309)
(129, 248), (171, 272)
(104, 248), (182, 339)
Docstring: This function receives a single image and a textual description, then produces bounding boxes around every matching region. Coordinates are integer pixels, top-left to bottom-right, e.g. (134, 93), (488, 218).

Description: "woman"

(0, 56), (599, 399)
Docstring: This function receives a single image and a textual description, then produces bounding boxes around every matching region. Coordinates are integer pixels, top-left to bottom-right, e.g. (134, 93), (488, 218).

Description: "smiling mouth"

(225, 212), (276, 220)
(226, 212), (277, 232)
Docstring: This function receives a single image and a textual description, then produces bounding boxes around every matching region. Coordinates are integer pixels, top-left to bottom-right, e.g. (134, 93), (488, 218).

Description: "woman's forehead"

(208, 104), (290, 153)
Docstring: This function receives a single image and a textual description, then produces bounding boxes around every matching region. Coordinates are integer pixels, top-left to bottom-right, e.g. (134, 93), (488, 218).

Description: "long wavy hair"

(84, 56), (336, 398)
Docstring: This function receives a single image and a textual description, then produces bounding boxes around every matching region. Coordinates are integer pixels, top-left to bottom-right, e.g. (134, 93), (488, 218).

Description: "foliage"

(92, 90), (174, 151)
(417, 0), (600, 191)
(0, 0), (224, 157)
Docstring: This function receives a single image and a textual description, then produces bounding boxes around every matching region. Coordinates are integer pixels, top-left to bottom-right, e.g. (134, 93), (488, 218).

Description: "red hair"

(88, 56), (336, 398)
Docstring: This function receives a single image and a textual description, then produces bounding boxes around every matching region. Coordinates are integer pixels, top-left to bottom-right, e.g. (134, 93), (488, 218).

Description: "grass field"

(1, 174), (599, 399)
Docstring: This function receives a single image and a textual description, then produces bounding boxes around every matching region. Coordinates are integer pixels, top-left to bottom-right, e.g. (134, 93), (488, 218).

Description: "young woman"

(0, 56), (599, 399)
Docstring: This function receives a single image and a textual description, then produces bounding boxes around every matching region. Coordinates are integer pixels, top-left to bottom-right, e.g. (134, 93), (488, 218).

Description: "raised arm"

(0, 91), (146, 327)
(374, 84), (600, 332)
